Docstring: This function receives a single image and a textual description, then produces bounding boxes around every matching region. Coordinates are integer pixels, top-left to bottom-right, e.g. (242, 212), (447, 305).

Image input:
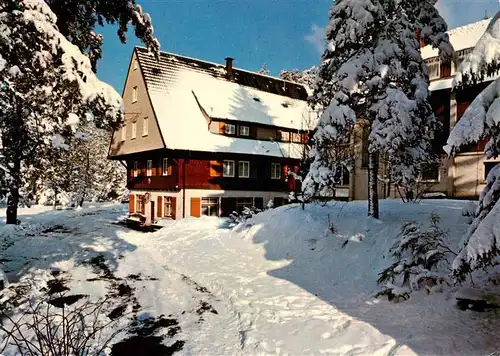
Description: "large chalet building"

(334, 17), (499, 201)
(108, 47), (315, 222)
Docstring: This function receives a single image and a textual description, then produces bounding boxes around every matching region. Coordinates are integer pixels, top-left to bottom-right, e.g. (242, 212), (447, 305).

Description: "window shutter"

(219, 122), (226, 134)
(171, 197), (177, 219)
(157, 159), (163, 176)
(157, 196), (162, 217)
(129, 195), (135, 213)
(283, 165), (289, 179)
(190, 197), (201, 217)
(210, 160), (222, 177)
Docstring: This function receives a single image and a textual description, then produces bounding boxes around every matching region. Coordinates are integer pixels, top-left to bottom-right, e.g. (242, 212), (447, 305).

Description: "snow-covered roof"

(135, 47), (314, 159)
(422, 18), (492, 60)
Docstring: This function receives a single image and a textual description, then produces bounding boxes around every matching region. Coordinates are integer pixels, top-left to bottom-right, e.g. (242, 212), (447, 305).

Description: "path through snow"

(1, 201), (500, 355)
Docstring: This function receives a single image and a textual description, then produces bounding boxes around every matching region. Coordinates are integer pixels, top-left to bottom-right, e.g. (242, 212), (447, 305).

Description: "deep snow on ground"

(1, 200), (500, 355)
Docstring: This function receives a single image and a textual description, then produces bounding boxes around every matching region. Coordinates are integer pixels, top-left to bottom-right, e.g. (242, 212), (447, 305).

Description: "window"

(163, 158), (169, 176)
(121, 124), (126, 141)
(224, 124), (236, 135)
(271, 163), (281, 179)
(164, 196), (173, 217)
(292, 133), (301, 143)
(136, 195), (145, 214)
(239, 126), (250, 136)
(420, 164), (440, 182)
(133, 161), (139, 177)
(132, 86), (138, 103)
(238, 161), (250, 178)
(202, 198), (219, 216)
(146, 160), (152, 176)
(426, 58), (440, 80)
(143, 117), (148, 136)
(280, 131), (290, 142)
(131, 121), (137, 139)
(484, 162), (499, 181)
(133, 59), (138, 71)
(223, 160), (235, 177)
(236, 198), (253, 213)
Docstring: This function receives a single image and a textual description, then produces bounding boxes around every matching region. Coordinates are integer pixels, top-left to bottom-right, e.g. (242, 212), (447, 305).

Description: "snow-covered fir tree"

(303, 0), (452, 218)
(45, 0), (160, 72)
(0, 0), (123, 224)
(445, 11), (500, 281)
(279, 66), (319, 91)
(42, 126), (125, 207)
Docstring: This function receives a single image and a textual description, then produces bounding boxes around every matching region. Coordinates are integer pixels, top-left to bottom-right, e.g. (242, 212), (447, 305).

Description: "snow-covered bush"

(377, 214), (455, 299)
(229, 206), (262, 224)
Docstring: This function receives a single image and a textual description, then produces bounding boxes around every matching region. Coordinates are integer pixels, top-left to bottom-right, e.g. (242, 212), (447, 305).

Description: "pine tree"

(0, 0), (122, 223)
(45, 0), (160, 72)
(445, 11), (500, 280)
(279, 67), (318, 91)
(303, 0), (451, 218)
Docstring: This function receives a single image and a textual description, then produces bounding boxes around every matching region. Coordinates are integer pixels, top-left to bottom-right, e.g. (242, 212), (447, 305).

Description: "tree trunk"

(367, 151), (379, 219)
(6, 159), (21, 225)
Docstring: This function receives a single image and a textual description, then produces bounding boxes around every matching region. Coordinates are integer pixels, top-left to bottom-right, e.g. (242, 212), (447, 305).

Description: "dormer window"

(224, 124), (236, 135)
(239, 126), (249, 136)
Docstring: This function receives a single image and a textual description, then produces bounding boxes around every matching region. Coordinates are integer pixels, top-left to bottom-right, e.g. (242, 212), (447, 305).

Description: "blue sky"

(97, 0), (500, 92)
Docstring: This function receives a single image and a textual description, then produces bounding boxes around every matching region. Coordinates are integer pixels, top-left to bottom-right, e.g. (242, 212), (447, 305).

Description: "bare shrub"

(0, 294), (129, 356)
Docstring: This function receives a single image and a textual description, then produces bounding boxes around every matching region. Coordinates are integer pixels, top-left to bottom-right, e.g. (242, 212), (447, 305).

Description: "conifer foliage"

(0, 0), (123, 223)
(445, 12), (500, 281)
(45, 0), (160, 72)
(303, 0), (452, 218)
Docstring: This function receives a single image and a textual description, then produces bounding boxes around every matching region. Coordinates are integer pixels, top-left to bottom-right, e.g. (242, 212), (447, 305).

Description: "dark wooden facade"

(125, 149), (299, 192)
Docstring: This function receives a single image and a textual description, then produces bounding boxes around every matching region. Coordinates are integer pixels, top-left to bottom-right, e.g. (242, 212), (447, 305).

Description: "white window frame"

(132, 86), (138, 103)
(146, 160), (152, 176)
(292, 132), (301, 143)
(133, 161), (139, 177)
(225, 124), (236, 135)
(271, 163), (281, 180)
(131, 121), (137, 139)
(136, 195), (144, 214)
(239, 126), (250, 136)
(162, 158), (169, 176)
(426, 58), (440, 81)
(143, 117), (148, 136)
(201, 198), (220, 217)
(238, 161), (250, 178)
(223, 160), (235, 177)
(281, 131), (290, 142)
(164, 196), (172, 217)
(121, 124), (126, 141)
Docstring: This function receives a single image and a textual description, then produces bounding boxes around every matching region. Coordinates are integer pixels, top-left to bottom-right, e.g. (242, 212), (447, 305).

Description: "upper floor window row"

(216, 120), (307, 144)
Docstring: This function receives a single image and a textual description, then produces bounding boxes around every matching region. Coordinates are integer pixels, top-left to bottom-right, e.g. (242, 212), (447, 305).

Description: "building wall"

(109, 50), (164, 157)
(129, 189), (288, 221)
(126, 153), (297, 193)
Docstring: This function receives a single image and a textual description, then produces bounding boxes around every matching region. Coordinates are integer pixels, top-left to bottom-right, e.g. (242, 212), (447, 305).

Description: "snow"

(444, 77), (500, 157)
(455, 287), (484, 301)
(454, 13), (500, 84)
(421, 18), (491, 60)
(2, 200), (500, 355)
(136, 49), (314, 159)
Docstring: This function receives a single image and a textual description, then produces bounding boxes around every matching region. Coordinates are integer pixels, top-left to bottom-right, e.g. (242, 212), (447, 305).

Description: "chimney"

(225, 57), (234, 81)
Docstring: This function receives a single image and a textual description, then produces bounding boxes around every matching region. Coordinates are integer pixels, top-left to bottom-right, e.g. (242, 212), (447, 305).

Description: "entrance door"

(150, 201), (155, 222)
